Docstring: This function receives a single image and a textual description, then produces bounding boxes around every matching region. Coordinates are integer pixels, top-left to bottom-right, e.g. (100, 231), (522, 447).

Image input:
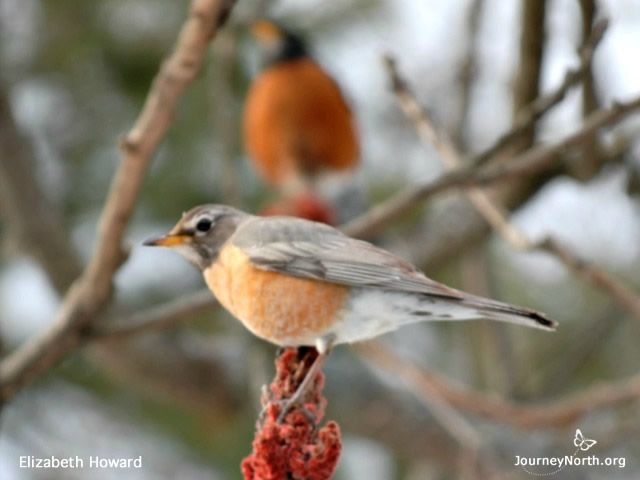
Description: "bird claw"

(257, 394), (317, 427)
(275, 398), (317, 426)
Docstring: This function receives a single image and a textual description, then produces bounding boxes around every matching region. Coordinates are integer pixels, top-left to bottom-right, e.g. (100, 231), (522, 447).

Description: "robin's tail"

(457, 294), (556, 331)
(337, 290), (555, 345)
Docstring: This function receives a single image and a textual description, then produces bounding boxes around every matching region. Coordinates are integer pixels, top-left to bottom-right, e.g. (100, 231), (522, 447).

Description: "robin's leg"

(276, 334), (335, 424)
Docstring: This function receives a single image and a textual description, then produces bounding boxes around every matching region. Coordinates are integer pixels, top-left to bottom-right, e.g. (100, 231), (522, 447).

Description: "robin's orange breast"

(204, 243), (350, 346)
(243, 58), (359, 186)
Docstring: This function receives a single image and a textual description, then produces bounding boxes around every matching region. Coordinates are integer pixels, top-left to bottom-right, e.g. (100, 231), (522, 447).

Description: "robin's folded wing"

(232, 216), (463, 299)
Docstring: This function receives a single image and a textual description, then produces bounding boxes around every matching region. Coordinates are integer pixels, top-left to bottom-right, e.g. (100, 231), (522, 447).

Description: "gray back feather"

(232, 216), (463, 298)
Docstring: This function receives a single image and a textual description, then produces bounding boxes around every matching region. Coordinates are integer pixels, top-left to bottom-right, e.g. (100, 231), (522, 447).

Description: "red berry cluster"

(242, 348), (342, 480)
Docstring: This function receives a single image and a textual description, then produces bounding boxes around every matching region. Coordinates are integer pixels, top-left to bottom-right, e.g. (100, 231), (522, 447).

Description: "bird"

(144, 204), (556, 418)
(243, 19), (359, 195)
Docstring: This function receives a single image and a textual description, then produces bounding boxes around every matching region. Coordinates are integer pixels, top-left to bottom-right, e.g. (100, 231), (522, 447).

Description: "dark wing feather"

(231, 216), (463, 299)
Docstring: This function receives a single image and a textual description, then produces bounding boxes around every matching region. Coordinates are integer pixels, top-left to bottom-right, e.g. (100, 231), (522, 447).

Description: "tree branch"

(451, 0), (484, 148)
(571, 0), (605, 180)
(536, 238), (640, 320)
(92, 289), (217, 341)
(579, 0), (601, 118)
(0, 0), (237, 405)
(342, 80), (640, 239)
(472, 17), (608, 166)
(508, 0), (548, 155)
(357, 341), (640, 429)
(376, 54), (640, 325)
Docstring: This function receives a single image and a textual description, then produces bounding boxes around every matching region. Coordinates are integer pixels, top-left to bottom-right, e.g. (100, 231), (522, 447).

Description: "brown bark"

(572, 0), (603, 180)
(510, 0), (547, 154)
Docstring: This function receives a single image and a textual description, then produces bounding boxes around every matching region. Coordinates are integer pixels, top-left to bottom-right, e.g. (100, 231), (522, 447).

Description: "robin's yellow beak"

(143, 233), (192, 247)
(250, 19), (284, 43)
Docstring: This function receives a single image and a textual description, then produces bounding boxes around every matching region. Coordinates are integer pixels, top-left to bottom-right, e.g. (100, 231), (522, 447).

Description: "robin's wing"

(232, 216), (463, 299)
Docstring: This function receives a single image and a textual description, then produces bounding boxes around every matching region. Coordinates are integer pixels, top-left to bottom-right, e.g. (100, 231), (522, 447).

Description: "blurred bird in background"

(244, 19), (361, 224)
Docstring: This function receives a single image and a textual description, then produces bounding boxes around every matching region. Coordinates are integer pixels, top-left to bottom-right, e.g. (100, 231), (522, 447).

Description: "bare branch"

(579, 0), (602, 117)
(357, 341), (640, 429)
(0, 0), (237, 405)
(342, 59), (640, 239)
(508, 0), (548, 155)
(399, 130), (630, 274)
(536, 238), (640, 320)
(452, 0), (485, 147)
(572, 0), (605, 180)
(472, 17), (608, 166)
(378, 54), (640, 325)
(92, 289), (217, 341)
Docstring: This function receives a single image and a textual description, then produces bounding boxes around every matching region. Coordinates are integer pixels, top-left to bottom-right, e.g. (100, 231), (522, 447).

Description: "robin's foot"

(275, 350), (327, 424)
(257, 383), (316, 426)
(275, 397), (316, 425)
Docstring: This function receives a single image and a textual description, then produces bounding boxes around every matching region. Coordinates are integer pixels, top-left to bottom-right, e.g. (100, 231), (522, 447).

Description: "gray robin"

(145, 204), (555, 417)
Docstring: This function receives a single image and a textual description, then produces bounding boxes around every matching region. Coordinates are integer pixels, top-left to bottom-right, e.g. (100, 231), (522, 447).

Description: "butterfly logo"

(573, 429), (597, 451)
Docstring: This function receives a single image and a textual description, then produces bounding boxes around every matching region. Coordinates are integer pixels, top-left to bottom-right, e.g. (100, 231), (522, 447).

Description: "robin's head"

(143, 204), (248, 270)
(250, 19), (307, 66)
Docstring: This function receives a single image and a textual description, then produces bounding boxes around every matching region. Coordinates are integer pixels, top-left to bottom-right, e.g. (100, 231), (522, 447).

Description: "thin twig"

(570, 0), (604, 180)
(364, 341), (482, 449)
(508, 0), (548, 155)
(381, 55), (530, 247)
(342, 76), (640, 239)
(536, 237), (640, 320)
(579, 0), (601, 118)
(472, 17), (608, 166)
(0, 0), (237, 405)
(348, 53), (640, 430)
(452, 0), (485, 147)
(92, 290), (217, 341)
(357, 341), (640, 429)
(373, 55), (640, 325)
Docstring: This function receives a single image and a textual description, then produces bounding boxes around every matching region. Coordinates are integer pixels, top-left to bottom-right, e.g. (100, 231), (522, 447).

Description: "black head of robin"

(250, 19), (307, 67)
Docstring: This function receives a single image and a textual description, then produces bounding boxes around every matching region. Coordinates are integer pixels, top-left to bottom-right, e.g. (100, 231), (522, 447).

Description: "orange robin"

(144, 204), (556, 417)
(243, 19), (359, 194)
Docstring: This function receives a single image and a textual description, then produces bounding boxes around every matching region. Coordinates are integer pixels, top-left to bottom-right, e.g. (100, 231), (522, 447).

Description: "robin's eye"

(196, 218), (212, 232)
